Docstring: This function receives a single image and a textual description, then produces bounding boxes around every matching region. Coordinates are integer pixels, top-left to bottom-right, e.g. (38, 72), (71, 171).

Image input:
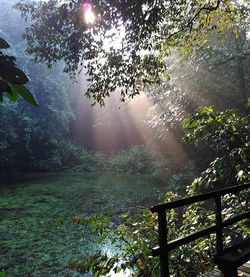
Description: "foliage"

(0, 1), (192, 179)
(0, 1), (75, 178)
(74, 187), (249, 276)
(150, 159), (199, 192)
(70, 104), (249, 276)
(107, 145), (152, 174)
(69, 145), (200, 190)
(15, 0), (249, 104)
(145, 26), (249, 138)
(0, 37), (38, 106)
(183, 106), (250, 193)
(168, 161), (199, 192)
(73, 205), (160, 276)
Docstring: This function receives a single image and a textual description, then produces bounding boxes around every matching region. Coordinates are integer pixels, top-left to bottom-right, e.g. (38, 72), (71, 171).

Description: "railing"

(151, 182), (250, 277)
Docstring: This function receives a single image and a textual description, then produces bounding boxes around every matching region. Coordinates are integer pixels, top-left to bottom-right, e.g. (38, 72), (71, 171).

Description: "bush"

(107, 145), (153, 173)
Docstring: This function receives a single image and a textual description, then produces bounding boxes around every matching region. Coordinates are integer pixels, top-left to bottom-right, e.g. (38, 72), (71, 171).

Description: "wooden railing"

(151, 182), (250, 277)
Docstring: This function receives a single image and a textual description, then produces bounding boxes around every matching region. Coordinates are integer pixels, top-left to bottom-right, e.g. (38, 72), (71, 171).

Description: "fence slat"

(215, 196), (223, 255)
(158, 211), (169, 277)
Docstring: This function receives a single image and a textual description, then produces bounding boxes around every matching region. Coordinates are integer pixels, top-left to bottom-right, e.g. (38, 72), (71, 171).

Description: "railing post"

(215, 196), (223, 256)
(158, 210), (169, 277)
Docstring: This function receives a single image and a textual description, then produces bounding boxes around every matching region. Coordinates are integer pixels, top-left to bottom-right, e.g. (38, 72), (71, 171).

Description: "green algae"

(0, 172), (167, 276)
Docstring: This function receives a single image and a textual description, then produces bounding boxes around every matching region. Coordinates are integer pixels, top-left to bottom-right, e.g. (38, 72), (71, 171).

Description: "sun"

(82, 3), (96, 25)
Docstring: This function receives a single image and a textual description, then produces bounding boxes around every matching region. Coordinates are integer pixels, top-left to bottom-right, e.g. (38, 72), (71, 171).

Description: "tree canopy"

(15, 0), (250, 104)
(145, 27), (250, 137)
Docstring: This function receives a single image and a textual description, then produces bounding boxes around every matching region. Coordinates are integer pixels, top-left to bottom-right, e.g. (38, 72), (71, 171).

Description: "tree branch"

(167, 0), (222, 39)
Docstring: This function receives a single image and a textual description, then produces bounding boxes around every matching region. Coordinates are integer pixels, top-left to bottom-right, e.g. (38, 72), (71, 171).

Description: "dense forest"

(0, 0), (249, 276)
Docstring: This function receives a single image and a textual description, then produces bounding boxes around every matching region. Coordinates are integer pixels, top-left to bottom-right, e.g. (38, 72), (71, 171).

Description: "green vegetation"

(15, 0), (248, 105)
(0, 1), (75, 178)
(0, 0), (249, 276)
(145, 26), (250, 137)
(73, 106), (249, 276)
(74, 188), (248, 276)
(184, 106), (250, 193)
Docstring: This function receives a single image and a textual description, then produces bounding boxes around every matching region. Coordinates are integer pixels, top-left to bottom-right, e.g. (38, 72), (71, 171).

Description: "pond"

(0, 172), (169, 276)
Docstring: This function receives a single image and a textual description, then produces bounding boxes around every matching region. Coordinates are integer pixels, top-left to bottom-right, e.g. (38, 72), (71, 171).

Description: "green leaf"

(97, 233), (108, 243)
(10, 84), (39, 106)
(239, 219), (250, 234)
(0, 37), (9, 49)
(7, 87), (19, 102)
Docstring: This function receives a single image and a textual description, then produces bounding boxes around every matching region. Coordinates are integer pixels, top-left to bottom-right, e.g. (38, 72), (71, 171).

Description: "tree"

(15, 0), (249, 104)
(145, 26), (250, 138)
(183, 105), (250, 192)
(0, 1), (75, 177)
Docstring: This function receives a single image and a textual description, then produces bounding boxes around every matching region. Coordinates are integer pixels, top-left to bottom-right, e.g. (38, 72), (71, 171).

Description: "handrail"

(151, 182), (250, 212)
(151, 182), (250, 277)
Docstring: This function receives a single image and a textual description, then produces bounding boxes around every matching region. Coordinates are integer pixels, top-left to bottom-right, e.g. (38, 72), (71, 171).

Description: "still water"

(0, 172), (168, 276)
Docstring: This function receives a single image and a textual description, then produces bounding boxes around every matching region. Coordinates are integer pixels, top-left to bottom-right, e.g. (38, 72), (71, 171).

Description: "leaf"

(121, 263), (126, 271)
(0, 55), (16, 67)
(0, 64), (29, 84)
(10, 84), (39, 106)
(97, 233), (108, 243)
(7, 87), (19, 102)
(233, 29), (240, 39)
(78, 260), (89, 273)
(0, 37), (9, 49)
(0, 80), (11, 93)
